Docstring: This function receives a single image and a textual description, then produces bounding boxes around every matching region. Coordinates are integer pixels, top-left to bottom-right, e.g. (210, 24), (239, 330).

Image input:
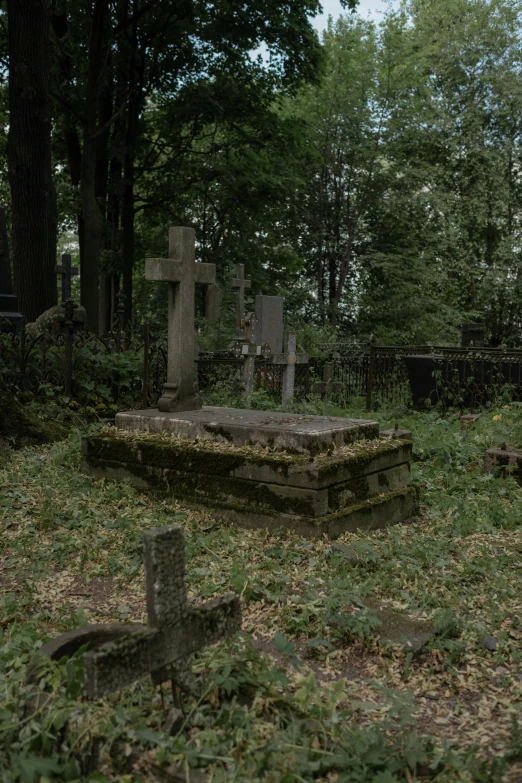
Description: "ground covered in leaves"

(1, 401), (522, 782)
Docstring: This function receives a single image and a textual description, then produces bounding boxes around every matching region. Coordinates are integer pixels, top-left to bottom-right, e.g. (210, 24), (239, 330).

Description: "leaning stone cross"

(231, 263), (251, 340)
(83, 525), (241, 699)
(146, 227), (216, 412)
(55, 254), (79, 303)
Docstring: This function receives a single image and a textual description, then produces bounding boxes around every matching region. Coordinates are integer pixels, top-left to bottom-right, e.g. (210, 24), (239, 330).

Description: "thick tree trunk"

(7, 0), (57, 323)
(80, 0), (110, 334)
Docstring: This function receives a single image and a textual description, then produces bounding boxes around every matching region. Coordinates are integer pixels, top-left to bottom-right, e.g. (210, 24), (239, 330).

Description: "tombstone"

(32, 525), (241, 700)
(231, 264), (251, 340)
(255, 295), (284, 354)
(55, 254), (79, 303)
(0, 206), (23, 329)
(270, 333), (309, 405)
(205, 282), (222, 322)
(145, 227), (215, 412)
(461, 323), (486, 348)
(312, 362), (342, 402)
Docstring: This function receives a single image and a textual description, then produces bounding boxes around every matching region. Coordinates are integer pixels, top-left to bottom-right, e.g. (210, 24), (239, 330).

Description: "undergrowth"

(1, 402), (522, 781)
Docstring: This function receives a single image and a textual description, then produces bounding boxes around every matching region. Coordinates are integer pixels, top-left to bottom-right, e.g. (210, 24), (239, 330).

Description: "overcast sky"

(313, 0), (402, 30)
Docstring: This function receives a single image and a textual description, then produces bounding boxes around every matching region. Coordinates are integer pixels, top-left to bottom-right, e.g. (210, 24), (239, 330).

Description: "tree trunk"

(7, 0), (57, 323)
(80, 0), (110, 334)
(122, 20), (140, 327)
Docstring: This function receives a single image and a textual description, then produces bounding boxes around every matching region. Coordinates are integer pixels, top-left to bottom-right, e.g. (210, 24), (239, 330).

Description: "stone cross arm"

(84, 594), (240, 698)
(145, 258), (215, 285)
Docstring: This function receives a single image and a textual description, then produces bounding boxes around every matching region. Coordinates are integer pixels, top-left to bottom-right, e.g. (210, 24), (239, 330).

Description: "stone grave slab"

(82, 430), (418, 538)
(115, 407), (379, 455)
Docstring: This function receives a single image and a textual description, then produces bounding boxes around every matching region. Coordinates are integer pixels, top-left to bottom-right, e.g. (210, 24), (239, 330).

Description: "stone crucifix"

(83, 525), (241, 699)
(146, 228), (215, 412)
(270, 334), (309, 405)
(231, 263), (251, 340)
(55, 254), (79, 303)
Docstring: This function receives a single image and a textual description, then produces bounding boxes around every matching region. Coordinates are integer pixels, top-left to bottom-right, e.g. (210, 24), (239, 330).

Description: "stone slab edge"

(82, 434), (412, 490)
(115, 410), (379, 455)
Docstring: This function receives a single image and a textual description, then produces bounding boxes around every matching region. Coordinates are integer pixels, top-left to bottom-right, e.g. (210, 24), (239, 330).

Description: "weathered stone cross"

(55, 254), (79, 303)
(270, 333), (308, 405)
(83, 525), (241, 699)
(231, 263), (251, 340)
(146, 227), (215, 412)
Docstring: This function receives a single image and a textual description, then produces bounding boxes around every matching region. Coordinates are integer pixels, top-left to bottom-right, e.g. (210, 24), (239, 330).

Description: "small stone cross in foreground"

(83, 525), (241, 699)
(55, 254), (79, 303)
(146, 227), (216, 412)
(231, 263), (251, 340)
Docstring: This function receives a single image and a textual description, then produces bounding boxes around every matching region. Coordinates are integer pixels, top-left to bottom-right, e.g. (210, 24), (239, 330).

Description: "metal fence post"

(366, 335), (376, 412)
(63, 299), (74, 397)
(143, 324), (150, 409)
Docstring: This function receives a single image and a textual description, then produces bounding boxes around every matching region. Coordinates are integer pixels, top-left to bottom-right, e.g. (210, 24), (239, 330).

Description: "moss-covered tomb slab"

(82, 429), (411, 491)
(81, 430), (417, 534)
(115, 407), (379, 455)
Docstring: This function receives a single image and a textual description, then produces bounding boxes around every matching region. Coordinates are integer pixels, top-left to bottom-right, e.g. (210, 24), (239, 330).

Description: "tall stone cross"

(146, 227), (215, 412)
(231, 263), (251, 340)
(83, 525), (241, 699)
(55, 254), (79, 303)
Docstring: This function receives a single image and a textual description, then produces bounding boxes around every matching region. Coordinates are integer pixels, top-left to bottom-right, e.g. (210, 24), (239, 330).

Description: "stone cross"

(231, 264), (251, 339)
(270, 333), (308, 405)
(312, 362), (342, 402)
(83, 525), (241, 699)
(145, 227), (215, 412)
(55, 254), (79, 303)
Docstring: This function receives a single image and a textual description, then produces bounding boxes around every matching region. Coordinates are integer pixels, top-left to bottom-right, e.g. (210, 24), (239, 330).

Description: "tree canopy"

(3, 0), (522, 344)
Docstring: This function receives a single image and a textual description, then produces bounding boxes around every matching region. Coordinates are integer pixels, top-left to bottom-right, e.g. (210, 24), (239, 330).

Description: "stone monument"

(255, 294), (284, 354)
(231, 263), (251, 340)
(82, 226), (417, 537)
(145, 227), (215, 412)
(55, 254), (78, 303)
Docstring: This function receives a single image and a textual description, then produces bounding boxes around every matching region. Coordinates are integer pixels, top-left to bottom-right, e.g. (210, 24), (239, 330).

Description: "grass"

(1, 400), (522, 781)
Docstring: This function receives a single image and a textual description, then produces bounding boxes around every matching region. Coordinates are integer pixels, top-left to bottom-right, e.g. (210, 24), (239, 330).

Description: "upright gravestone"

(55, 254), (79, 303)
(231, 264), (251, 340)
(205, 282), (222, 322)
(0, 206), (23, 329)
(270, 333), (308, 405)
(255, 295), (284, 354)
(146, 227), (216, 412)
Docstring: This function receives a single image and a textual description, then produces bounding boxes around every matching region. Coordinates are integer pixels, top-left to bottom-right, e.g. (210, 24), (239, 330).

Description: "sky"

(313, 0), (402, 30)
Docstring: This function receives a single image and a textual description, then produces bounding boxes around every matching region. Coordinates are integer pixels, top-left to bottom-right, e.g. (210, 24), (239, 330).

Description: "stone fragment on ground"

(364, 599), (433, 653)
(484, 446), (522, 484)
(380, 424), (413, 441)
(332, 542), (359, 564)
(460, 413), (480, 429)
(480, 635), (498, 652)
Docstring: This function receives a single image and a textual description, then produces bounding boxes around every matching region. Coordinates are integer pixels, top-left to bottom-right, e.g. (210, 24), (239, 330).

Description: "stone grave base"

(81, 427), (418, 538)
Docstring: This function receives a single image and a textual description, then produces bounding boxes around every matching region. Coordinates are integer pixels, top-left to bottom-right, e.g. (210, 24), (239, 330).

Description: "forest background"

(3, 0), (522, 347)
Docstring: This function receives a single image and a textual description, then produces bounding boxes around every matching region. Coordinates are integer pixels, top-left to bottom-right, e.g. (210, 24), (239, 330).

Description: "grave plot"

(82, 226), (417, 534)
(82, 411), (417, 537)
